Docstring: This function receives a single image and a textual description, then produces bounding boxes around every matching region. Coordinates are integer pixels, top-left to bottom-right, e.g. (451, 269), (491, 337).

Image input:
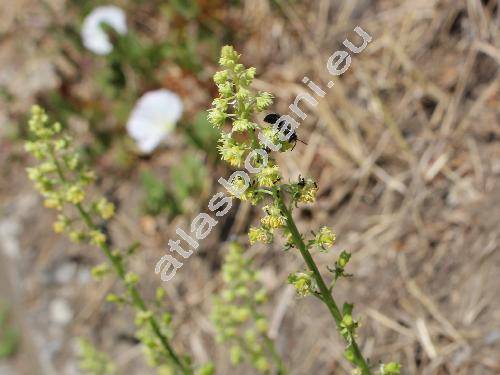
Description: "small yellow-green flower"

(53, 214), (69, 234)
(380, 362), (402, 374)
(96, 198), (115, 220)
(260, 204), (286, 229)
(125, 272), (139, 286)
(89, 230), (106, 246)
(219, 45), (240, 68)
(218, 135), (248, 167)
(254, 357), (270, 372)
(288, 271), (314, 297)
(255, 92), (273, 111)
(66, 185), (85, 204)
(69, 231), (85, 244)
(296, 178), (318, 203)
(44, 195), (63, 210)
(256, 165), (281, 187)
(315, 226), (336, 251)
(248, 226), (273, 244)
(213, 70), (228, 85)
(232, 119), (256, 132)
(91, 263), (111, 280)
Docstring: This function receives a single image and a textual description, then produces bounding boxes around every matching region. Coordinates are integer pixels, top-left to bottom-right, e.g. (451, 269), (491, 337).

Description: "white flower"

(81, 5), (127, 55)
(126, 90), (184, 153)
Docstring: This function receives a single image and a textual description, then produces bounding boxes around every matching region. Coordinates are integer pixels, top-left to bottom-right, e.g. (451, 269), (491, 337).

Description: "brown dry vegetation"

(0, 0), (499, 374)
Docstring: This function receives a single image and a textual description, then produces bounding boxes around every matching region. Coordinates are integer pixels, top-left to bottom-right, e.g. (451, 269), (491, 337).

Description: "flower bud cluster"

(291, 177), (318, 204)
(25, 106), (115, 247)
(26, 106), (194, 373)
(209, 47), (328, 253)
(212, 242), (278, 373)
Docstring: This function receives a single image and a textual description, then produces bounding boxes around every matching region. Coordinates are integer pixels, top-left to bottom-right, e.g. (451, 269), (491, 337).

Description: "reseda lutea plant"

(208, 46), (401, 375)
(24, 106), (213, 375)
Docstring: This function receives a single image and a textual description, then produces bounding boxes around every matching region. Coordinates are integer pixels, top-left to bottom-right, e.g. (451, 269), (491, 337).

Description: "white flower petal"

(81, 5), (127, 55)
(126, 89), (184, 154)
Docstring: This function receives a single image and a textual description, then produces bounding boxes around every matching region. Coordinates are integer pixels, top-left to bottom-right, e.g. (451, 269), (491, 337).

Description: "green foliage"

(77, 338), (115, 375)
(140, 154), (207, 218)
(170, 154), (207, 202)
(184, 113), (220, 158)
(0, 303), (19, 359)
(141, 171), (181, 217)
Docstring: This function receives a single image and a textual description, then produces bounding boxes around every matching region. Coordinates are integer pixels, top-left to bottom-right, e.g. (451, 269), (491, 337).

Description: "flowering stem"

(51, 156), (190, 374)
(276, 191), (371, 374)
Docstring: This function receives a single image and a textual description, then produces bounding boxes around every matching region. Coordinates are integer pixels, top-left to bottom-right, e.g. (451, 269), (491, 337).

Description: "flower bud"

(66, 185), (85, 204)
(89, 230), (106, 247)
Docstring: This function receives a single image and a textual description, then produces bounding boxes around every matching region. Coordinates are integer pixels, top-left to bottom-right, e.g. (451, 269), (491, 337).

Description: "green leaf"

(342, 303), (354, 316)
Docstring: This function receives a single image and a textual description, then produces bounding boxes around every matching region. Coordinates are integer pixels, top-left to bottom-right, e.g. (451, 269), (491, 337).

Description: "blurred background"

(0, 0), (499, 374)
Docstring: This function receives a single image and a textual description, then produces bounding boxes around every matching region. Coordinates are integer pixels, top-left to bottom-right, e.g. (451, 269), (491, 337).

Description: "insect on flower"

(263, 113), (307, 151)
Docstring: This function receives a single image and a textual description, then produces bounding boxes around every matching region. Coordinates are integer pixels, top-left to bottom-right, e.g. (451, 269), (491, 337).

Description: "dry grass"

(0, 0), (499, 374)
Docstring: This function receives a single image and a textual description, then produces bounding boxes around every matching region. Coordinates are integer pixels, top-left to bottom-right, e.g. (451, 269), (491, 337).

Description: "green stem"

(76, 206), (190, 374)
(51, 155), (190, 374)
(276, 192), (371, 375)
(262, 334), (287, 375)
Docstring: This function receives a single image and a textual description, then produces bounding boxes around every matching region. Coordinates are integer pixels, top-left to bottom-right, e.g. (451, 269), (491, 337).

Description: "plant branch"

(276, 191), (371, 375)
(51, 154), (190, 374)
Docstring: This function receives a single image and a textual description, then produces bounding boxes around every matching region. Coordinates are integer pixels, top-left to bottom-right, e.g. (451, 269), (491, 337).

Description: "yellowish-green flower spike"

(210, 46), (398, 375)
(24, 105), (116, 246)
(212, 242), (285, 374)
(25, 106), (192, 374)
